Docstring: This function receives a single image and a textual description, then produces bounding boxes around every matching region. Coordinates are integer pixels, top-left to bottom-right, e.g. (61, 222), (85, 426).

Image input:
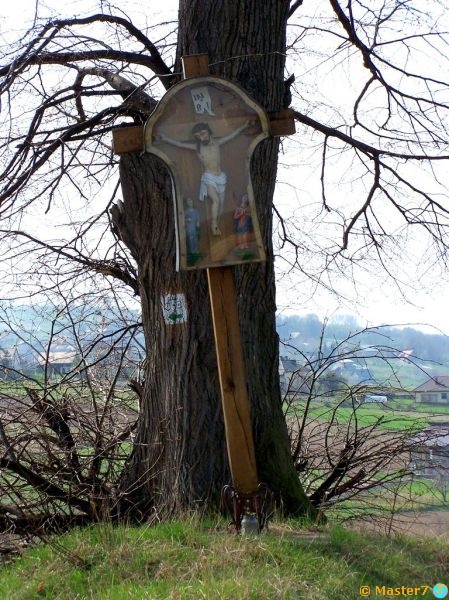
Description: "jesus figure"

(156, 120), (250, 235)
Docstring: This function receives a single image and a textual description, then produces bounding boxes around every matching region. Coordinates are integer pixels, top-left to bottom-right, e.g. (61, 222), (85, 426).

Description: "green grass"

(289, 403), (427, 431)
(0, 381), (30, 397)
(0, 519), (448, 599)
(335, 406), (424, 430)
(414, 402), (449, 415)
(287, 394), (449, 432)
(331, 476), (449, 523)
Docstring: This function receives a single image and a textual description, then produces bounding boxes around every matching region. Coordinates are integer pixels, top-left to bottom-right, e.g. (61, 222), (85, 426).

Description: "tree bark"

(116, 0), (314, 519)
(114, 154), (227, 518)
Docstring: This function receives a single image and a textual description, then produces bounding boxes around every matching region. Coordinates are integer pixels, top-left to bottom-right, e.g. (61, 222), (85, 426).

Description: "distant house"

(414, 376), (449, 404)
(0, 347), (18, 379)
(409, 425), (449, 480)
(279, 356), (311, 396)
(37, 351), (77, 377)
(0, 347), (15, 369)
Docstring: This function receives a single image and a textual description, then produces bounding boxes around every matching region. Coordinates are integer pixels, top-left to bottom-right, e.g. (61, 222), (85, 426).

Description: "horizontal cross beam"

(112, 109), (295, 155)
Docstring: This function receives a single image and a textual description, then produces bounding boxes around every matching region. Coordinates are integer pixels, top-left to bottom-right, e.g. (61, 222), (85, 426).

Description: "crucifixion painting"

(157, 120), (250, 237)
(144, 77), (269, 270)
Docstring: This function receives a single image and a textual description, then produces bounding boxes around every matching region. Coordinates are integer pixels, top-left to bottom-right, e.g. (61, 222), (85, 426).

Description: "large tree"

(114, 1), (311, 517)
(1, 0), (449, 520)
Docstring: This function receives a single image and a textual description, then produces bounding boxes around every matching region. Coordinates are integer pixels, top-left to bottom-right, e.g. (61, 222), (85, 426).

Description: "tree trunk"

(115, 153), (229, 518)
(116, 0), (314, 519)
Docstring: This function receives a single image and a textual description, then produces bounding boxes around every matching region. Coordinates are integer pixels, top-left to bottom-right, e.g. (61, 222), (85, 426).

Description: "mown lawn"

(289, 402), (427, 431)
(0, 519), (447, 599)
(287, 395), (449, 432)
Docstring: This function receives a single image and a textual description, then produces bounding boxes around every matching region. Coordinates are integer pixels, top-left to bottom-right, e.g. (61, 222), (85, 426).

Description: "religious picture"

(144, 76), (269, 270)
(156, 120), (250, 236)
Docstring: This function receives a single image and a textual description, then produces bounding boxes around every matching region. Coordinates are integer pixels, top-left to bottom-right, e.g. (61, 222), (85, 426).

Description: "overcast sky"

(2, 0), (449, 336)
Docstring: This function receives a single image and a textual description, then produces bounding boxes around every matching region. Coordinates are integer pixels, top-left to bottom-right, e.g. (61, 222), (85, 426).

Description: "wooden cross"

(113, 54), (295, 528)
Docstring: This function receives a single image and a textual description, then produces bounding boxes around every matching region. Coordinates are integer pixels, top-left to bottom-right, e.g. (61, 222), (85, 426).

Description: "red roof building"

(414, 376), (449, 404)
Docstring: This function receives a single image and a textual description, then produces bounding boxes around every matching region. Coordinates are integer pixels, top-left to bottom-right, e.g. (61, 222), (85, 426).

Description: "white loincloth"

(199, 171), (227, 201)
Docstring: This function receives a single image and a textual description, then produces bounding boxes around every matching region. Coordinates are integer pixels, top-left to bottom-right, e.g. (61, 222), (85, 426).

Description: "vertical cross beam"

(206, 267), (259, 494)
(182, 55), (260, 498)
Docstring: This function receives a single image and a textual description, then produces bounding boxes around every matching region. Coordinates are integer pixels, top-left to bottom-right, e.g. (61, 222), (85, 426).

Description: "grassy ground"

(290, 402), (427, 431)
(331, 476), (449, 524)
(286, 396), (449, 522)
(0, 518), (448, 599)
(288, 396), (449, 432)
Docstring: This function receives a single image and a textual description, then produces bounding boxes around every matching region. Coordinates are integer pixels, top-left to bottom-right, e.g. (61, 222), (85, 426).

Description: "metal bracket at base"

(221, 482), (274, 533)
